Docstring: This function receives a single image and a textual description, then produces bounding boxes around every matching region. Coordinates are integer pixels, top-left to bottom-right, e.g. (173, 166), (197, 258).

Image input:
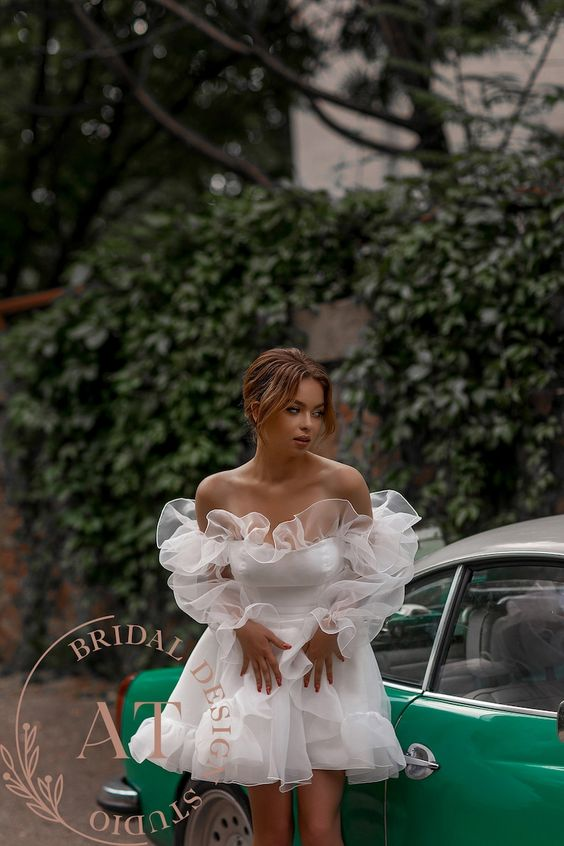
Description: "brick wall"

(0, 459), (28, 670)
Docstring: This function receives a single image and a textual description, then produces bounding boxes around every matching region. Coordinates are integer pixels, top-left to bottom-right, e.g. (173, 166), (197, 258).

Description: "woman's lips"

(294, 437), (311, 443)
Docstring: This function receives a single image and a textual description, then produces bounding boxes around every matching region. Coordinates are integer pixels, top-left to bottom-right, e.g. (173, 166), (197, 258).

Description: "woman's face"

(253, 377), (326, 451)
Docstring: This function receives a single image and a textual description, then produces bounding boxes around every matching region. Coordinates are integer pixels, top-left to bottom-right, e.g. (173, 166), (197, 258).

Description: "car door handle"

(403, 743), (440, 780)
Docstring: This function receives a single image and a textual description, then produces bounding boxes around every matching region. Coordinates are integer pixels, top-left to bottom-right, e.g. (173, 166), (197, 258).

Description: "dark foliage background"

(2, 145), (562, 669)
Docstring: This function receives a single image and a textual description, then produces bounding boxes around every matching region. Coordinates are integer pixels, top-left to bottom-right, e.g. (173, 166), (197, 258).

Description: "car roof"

(415, 513), (564, 574)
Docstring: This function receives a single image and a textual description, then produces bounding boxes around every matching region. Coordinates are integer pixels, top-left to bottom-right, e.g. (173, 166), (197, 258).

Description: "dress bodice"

(155, 490), (422, 642)
(228, 536), (347, 618)
(228, 536), (345, 585)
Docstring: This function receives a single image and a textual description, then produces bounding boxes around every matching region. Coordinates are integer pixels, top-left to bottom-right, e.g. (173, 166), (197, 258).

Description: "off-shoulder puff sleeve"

(156, 498), (249, 656)
(308, 490), (422, 659)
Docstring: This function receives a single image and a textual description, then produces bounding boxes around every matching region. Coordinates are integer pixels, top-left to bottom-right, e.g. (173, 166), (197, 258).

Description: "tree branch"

(498, 13), (562, 152)
(306, 97), (415, 158)
(148, 0), (416, 131)
(374, 7), (449, 158)
(69, 0), (275, 189)
(451, 0), (473, 148)
(47, 48), (253, 285)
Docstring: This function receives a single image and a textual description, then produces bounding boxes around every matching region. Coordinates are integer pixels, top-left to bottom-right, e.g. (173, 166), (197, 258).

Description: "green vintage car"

(98, 516), (564, 845)
(384, 598), (470, 643)
(386, 604), (444, 642)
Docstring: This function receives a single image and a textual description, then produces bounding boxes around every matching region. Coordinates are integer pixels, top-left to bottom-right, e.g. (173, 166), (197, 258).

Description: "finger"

(303, 645), (313, 686)
(272, 635), (292, 650)
(258, 657), (272, 693)
(253, 660), (262, 692)
(264, 648), (282, 686)
(314, 659), (322, 692)
(240, 655), (249, 677)
(325, 656), (333, 684)
(268, 657), (282, 687)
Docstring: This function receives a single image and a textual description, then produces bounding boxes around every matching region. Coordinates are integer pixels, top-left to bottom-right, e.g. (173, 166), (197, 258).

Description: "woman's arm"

(195, 474), (233, 578)
(308, 478), (422, 660)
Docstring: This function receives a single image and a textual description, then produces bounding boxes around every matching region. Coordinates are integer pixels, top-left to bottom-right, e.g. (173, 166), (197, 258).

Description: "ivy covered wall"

(1, 147), (562, 673)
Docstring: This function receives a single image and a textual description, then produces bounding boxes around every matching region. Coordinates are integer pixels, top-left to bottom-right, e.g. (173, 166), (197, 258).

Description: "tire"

(173, 778), (253, 846)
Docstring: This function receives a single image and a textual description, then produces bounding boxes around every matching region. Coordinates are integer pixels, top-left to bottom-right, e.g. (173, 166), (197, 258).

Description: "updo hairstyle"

(242, 347), (337, 445)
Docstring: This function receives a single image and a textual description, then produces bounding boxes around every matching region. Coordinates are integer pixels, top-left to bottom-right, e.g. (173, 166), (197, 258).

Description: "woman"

(129, 346), (422, 846)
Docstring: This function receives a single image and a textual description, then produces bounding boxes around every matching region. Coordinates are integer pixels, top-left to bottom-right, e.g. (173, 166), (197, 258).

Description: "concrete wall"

(290, 11), (564, 193)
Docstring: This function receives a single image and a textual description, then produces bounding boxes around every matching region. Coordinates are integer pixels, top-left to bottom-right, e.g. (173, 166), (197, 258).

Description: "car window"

(373, 569), (455, 686)
(435, 562), (564, 711)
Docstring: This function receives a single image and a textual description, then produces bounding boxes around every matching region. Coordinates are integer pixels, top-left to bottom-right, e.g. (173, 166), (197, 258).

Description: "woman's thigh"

(296, 769), (345, 837)
(247, 781), (294, 844)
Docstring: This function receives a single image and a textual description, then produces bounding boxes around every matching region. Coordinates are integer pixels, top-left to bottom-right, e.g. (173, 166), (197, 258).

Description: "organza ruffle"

(311, 490), (422, 657)
(156, 491), (421, 660)
(128, 625), (407, 791)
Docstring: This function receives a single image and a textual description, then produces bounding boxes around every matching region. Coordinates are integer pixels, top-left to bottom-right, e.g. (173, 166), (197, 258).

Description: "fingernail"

(304, 680), (309, 687)
(266, 687), (271, 694)
(315, 684), (319, 691)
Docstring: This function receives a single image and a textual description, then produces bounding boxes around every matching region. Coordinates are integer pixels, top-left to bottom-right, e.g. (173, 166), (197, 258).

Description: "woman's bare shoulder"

(316, 457), (371, 514)
(316, 456), (367, 493)
(194, 471), (235, 530)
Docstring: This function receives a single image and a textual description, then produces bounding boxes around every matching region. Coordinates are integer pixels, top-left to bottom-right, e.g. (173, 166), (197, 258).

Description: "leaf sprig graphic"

(1, 722), (64, 823)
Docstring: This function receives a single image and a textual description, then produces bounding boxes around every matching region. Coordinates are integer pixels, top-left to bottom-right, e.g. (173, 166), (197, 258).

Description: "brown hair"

(242, 347), (337, 445)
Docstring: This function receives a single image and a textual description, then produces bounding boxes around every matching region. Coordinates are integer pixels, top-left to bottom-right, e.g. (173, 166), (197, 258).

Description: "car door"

(384, 558), (564, 846)
(340, 569), (457, 846)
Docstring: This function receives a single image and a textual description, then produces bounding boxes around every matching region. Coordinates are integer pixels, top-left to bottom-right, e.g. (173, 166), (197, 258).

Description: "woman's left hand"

(302, 628), (345, 691)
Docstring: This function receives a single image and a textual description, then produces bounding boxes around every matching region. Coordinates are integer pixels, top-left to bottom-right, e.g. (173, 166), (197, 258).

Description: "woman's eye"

(286, 407), (324, 417)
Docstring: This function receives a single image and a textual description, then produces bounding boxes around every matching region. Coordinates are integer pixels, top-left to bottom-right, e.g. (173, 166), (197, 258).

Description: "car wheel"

(173, 779), (253, 846)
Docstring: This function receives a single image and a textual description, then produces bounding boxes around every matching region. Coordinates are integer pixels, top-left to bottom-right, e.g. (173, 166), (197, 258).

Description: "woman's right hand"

(235, 620), (292, 694)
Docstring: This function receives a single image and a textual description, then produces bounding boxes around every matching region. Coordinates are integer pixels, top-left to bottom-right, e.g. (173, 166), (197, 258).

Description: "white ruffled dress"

(128, 490), (421, 793)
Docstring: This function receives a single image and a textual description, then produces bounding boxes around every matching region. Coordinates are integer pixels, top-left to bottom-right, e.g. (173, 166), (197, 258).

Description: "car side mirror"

(557, 700), (564, 742)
